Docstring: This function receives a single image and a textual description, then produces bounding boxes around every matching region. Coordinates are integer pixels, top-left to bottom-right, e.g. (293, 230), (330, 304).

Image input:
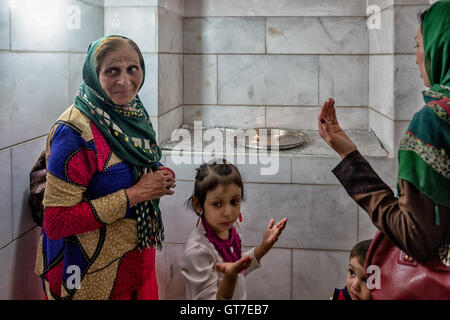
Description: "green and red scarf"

(398, 1), (450, 225)
(74, 35), (164, 250)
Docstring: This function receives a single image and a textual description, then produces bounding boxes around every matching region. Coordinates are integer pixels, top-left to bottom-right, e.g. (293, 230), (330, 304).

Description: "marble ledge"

(159, 126), (391, 159)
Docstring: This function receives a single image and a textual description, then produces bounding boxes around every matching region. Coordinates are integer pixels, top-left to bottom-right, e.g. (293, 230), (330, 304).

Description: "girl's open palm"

(216, 255), (252, 277)
(318, 98), (357, 159)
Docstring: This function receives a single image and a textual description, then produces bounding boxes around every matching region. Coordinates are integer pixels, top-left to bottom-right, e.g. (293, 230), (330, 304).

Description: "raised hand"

(254, 217), (288, 262)
(318, 98), (357, 159)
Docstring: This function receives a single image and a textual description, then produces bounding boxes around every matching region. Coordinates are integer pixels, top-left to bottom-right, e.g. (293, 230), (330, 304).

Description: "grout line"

(0, 135), (48, 152)
(0, 225), (39, 252)
(9, 148), (13, 245)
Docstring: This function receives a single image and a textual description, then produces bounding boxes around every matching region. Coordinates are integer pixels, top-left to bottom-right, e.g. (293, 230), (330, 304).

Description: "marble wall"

(183, 0), (370, 133)
(0, 0), (104, 299)
(368, 0), (429, 155)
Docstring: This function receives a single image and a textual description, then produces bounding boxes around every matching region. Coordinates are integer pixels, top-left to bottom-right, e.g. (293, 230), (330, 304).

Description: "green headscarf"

(398, 1), (450, 226)
(74, 35), (164, 250)
(423, 0), (450, 98)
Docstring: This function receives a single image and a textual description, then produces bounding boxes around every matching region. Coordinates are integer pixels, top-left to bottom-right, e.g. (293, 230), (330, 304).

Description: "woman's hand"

(318, 98), (357, 159)
(255, 217), (288, 262)
(126, 169), (175, 207)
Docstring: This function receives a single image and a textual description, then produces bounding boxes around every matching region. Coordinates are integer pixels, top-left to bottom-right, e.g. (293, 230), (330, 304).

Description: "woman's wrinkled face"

(415, 28), (431, 87)
(98, 44), (143, 105)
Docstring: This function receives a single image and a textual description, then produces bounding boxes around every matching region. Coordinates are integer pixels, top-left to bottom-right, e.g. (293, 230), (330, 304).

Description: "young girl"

(180, 160), (288, 300)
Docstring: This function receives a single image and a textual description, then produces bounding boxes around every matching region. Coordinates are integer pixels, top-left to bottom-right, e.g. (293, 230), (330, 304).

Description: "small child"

(332, 239), (372, 300)
(180, 160), (288, 300)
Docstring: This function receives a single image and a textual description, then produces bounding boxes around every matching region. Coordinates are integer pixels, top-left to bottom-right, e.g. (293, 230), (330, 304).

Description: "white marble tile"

(158, 181), (199, 244)
(105, 6), (156, 53)
(234, 156), (291, 184)
(139, 53), (159, 117)
(358, 208), (379, 242)
(155, 243), (187, 299)
(159, 54), (183, 114)
(183, 105), (265, 129)
(394, 5), (429, 54)
(163, 151), (291, 184)
(369, 109), (394, 155)
(0, 53), (69, 149)
(150, 116), (159, 142)
(368, 0), (394, 11)
(0, 149), (13, 249)
(218, 55), (318, 106)
(184, 55), (217, 105)
(369, 55), (394, 119)
(0, 227), (43, 299)
(393, 55), (427, 120)
(11, 0), (103, 52)
(183, 17), (265, 54)
(240, 184), (357, 250)
(266, 107), (368, 131)
(158, 7), (182, 53)
(394, 120), (410, 152)
(292, 249), (349, 300)
(183, 0), (366, 17)
(69, 53), (85, 103)
(267, 17), (368, 54)
(245, 248), (291, 300)
(369, 7), (394, 54)
(159, 0), (182, 15)
(0, 0), (9, 50)
(319, 56), (368, 107)
(367, 0), (428, 10)
(292, 156), (394, 187)
(105, 0), (158, 6)
(395, 0), (430, 4)
(12, 138), (47, 239)
(158, 106), (183, 143)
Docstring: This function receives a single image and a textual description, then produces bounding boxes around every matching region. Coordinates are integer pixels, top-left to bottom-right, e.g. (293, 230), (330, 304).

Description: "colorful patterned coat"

(35, 105), (157, 300)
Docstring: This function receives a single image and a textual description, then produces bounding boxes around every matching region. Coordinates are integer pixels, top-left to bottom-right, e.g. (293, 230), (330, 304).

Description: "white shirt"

(180, 220), (260, 300)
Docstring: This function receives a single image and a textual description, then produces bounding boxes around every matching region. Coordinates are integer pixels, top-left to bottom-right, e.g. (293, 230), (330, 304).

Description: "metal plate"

(236, 128), (309, 150)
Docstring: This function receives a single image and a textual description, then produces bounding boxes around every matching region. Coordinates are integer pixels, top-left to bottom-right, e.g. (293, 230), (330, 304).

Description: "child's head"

(346, 239), (372, 300)
(187, 159), (244, 239)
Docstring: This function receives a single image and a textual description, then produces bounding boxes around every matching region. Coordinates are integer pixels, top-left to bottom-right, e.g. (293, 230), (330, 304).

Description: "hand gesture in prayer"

(318, 98), (357, 159)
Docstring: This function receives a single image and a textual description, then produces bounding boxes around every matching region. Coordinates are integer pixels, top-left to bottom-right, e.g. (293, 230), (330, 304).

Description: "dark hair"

(350, 239), (372, 267)
(94, 36), (143, 75)
(186, 159), (244, 215)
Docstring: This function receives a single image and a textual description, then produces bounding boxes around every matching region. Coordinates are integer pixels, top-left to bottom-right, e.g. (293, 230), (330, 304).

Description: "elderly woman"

(35, 35), (175, 300)
(318, 1), (449, 298)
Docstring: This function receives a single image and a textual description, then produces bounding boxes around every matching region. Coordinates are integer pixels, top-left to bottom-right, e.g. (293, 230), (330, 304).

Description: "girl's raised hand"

(262, 217), (288, 248)
(318, 98), (357, 159)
